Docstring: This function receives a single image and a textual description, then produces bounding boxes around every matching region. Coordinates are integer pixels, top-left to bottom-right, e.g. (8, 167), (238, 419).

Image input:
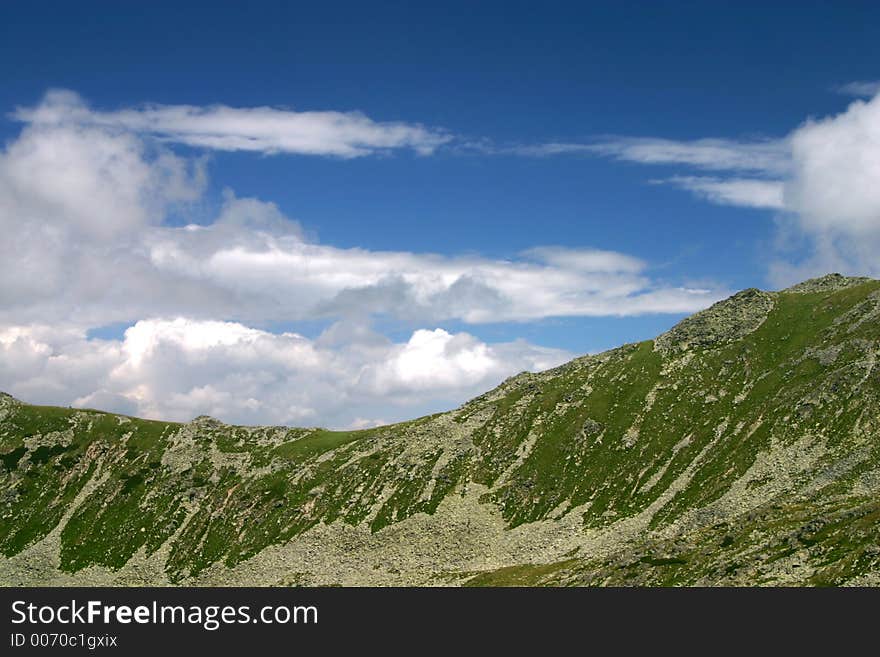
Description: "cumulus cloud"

(0, 102), (719, 328)
(360, 328), (564, 395)
(13, 89), (450, 157)
(0, 183), (718, 327)
(0, 320), (571, 428)
(0, 92), (721, 334)
(0, 108), (207, 315)
(784, 95), (880, 237)
(770, 91), (880, 282)
(0, 89), (724, 425)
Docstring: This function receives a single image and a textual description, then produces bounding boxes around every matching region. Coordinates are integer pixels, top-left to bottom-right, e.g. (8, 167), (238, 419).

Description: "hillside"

(1, 273), (879, 586)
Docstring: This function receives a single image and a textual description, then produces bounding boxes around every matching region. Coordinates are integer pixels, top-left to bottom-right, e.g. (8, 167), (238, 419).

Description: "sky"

(1, 1), (879, 428)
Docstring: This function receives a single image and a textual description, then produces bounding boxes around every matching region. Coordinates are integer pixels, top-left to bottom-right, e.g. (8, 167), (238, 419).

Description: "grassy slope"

(1, 275), (879, 585)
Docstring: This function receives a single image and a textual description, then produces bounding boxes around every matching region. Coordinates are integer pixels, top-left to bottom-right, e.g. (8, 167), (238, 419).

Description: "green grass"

(271, 429), (366, 461)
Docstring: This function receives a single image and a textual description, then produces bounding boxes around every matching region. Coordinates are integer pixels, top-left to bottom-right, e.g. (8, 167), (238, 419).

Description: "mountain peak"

(189, 415), (225, 427)
(784, 272), (872, 294)
(654, 286), (775, 353)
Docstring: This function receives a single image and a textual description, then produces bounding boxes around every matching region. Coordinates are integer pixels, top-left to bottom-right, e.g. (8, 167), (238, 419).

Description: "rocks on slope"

(654, 287), (776, 354)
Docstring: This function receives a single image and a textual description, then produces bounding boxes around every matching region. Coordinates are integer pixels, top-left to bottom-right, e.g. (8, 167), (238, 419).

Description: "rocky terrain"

(1, 273), (879, 586)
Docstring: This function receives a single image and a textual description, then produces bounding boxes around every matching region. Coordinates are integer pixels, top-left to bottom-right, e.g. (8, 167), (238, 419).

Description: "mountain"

(1, 273), (879, 586)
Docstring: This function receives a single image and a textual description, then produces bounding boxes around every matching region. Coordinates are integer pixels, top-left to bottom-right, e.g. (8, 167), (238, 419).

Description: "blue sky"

(1, 2), (879, 426)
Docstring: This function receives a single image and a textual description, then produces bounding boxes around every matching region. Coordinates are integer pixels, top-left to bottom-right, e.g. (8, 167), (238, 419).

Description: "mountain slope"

(1, 273), (879, 586)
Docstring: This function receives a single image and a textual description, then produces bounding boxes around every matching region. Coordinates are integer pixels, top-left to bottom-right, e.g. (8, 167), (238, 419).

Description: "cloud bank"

(0, 90), (716, 426)
(9, 85), (879, 423)
(0, 320), (569, 428)
(1, 91), (718, 329)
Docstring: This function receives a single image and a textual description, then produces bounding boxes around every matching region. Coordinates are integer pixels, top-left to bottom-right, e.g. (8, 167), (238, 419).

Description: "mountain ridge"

(1, 273), (879, 586)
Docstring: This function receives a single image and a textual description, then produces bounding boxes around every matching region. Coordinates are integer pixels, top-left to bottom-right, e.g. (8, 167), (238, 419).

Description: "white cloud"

(1, 90), (721, 329)
(0, 117), (204, 241)
(471, 137), (790, 178)
(0, 91), (725, 425)
(578, 137), (790, 176)
(505, 137), (792, 213)
(658, 176), (785, 209)
(784, 94), (880, 237)
(361, 328), (563, 394)
(520, 246), (643, 273)
(769, 92), (880, 282)
(0, 320), (572, 428)
(0, 114), (206, 315)
(0, 129), (720, 328)
(13, 89), (450, 158)
(142, 223), (718, 324)
(833, 80), (880, 98)
(556, 89), (880, 281)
